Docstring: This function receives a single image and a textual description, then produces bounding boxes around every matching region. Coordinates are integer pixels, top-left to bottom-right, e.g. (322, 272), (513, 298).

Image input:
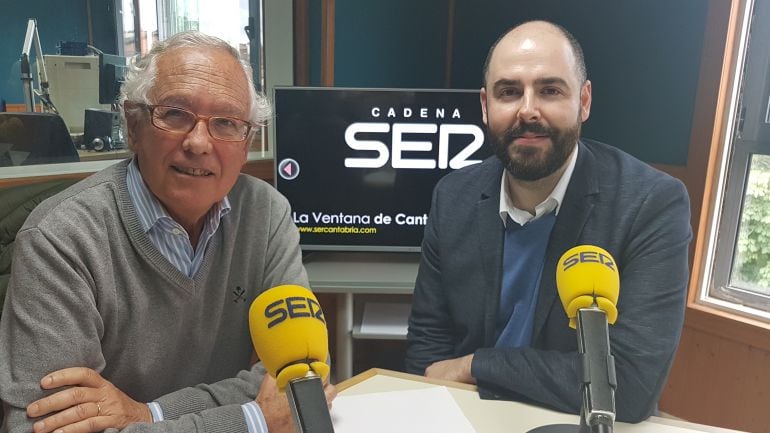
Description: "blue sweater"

(495, 213), (557, 348)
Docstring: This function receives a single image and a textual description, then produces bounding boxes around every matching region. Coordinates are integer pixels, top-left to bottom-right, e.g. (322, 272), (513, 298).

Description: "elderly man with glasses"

(0, 32), (334, 433)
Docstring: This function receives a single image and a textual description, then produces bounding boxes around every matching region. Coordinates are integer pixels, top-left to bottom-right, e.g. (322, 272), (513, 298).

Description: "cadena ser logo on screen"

(344, 105), (485, 170)
(264, 296), (326, 328)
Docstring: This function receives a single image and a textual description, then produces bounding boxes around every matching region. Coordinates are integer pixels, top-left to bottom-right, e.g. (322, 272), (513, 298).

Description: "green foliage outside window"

(732, 155), (770, 295)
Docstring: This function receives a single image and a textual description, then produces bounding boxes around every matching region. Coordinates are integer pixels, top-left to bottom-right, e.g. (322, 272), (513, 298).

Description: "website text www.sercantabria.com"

(298, 226), (378, 234)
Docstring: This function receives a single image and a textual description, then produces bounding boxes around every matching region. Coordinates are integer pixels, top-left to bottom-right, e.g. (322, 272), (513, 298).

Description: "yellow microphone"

(553, 245), (619, 431)
(249, 285), (335, 433)
(249, 285), (330, 389)
(556, 245), (619, 329)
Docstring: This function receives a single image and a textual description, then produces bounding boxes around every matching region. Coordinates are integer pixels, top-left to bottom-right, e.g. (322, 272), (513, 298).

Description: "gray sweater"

(0, 160), (309, 433)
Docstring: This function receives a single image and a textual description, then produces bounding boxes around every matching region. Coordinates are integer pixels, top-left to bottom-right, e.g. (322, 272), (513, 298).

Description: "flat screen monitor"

(273, 87), (492, 252)
(0, 112), (80, 166)
(98, 53), (128, 105)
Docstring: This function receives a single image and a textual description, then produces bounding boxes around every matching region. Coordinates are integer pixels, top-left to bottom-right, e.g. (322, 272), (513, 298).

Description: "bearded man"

(405, 20), (692, 424)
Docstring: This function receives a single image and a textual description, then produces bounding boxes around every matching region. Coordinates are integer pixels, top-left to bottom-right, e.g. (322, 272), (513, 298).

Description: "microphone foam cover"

(556, 245), (620, 329)
(249, 285), (330, 389)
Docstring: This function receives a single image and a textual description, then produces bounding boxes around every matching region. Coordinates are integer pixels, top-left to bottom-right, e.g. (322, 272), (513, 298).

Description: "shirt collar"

(126, 157), (231, 234)
(499, 143), (579, 227)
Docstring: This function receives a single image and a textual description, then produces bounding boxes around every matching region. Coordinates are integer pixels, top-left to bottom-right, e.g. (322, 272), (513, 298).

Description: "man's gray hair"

(119, 31), (270, 147)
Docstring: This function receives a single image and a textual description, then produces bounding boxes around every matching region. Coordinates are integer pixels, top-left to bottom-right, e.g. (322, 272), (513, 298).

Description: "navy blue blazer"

(406, 139), (692, 423)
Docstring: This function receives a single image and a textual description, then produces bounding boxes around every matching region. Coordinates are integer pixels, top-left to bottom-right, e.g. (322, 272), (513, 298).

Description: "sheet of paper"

(359, 302), (411, 336)
(331, 386), (477, 433)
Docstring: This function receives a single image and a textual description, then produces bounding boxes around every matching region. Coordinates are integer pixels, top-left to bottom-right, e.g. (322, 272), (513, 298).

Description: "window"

(119, 0), (263, 90)
(155, 0), (250, 65)
(699, 0), (770, 320)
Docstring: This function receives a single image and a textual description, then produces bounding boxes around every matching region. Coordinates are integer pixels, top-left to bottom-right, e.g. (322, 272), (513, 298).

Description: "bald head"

(482, 21), (586, 88)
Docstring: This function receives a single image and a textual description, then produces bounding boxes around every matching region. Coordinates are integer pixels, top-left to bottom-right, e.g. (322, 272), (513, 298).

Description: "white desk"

(337, 369), (743, 433)
(304, 252), (419, 380)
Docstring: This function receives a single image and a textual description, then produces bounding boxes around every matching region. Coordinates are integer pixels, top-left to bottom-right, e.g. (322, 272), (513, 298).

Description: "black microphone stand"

(528, 306), (616, 433)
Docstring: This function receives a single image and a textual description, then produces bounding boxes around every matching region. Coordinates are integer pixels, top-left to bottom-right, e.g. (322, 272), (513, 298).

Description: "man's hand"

(257, 374), (338, 433)
(322, 381), (337, 410)
(27, 367), (151, 433)
(425, 354), (476, 384)
(256, 375), (294, 433)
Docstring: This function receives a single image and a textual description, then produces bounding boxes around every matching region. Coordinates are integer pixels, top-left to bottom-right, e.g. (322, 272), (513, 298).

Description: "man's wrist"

(464, 353), (476, 384)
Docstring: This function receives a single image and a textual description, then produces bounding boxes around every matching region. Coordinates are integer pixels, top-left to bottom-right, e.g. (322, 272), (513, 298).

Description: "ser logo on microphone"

(561, 250), (616, 272)
(264, 296), (326, 328)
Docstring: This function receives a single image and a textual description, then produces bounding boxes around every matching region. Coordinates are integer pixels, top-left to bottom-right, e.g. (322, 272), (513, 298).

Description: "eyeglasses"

(141, 104), (256, 142)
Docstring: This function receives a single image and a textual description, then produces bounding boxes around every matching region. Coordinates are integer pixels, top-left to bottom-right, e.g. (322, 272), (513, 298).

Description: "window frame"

(694, 0), (770, 326)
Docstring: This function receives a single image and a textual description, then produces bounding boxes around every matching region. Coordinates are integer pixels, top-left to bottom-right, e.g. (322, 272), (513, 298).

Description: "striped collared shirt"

(125, 157), (231, 278)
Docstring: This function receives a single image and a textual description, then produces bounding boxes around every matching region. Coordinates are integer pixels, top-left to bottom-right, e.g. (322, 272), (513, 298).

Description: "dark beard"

(486, 118), (580, 181)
